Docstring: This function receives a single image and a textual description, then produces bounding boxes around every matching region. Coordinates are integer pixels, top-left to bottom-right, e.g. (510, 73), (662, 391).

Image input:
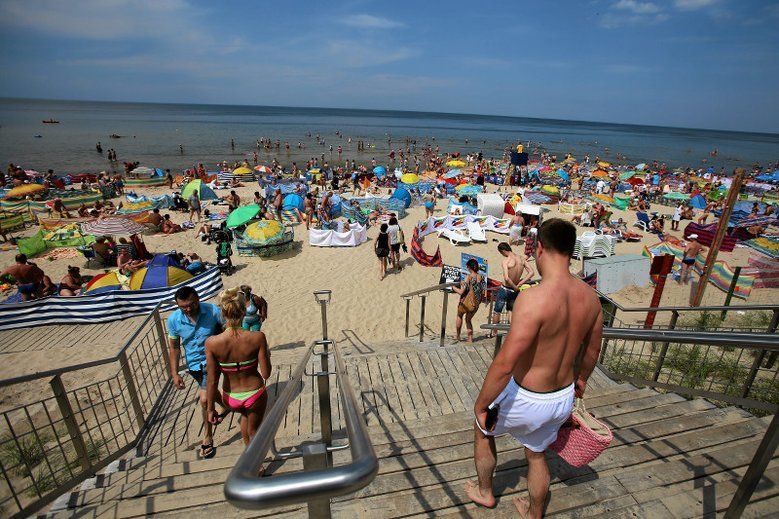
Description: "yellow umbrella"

(541, 185), (559, 196)
(446, 160), (466, 168)
(244, 219), (283, 242)
(232, 166), (254, 175)
(5, 183), (46, 199)
(597, 161), (611, 168)
(592, 169), (609, 178)
(592, 194), (615, 203)
(400, 173), (419, 184)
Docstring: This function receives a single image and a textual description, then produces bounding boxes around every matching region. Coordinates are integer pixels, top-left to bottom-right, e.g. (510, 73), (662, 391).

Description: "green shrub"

(0, 435), (48, 477)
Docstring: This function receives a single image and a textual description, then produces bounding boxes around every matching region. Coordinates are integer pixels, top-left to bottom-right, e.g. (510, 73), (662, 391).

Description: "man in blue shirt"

(167, 286), (224, 458)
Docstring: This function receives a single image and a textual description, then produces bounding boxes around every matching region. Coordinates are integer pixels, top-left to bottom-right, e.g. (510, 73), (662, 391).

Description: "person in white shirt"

(672, 203), (683, 231)
(386, 216), (405, 272)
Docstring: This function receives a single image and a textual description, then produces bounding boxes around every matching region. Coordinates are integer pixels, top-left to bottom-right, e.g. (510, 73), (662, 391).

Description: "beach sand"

(0, 181), (775, 385)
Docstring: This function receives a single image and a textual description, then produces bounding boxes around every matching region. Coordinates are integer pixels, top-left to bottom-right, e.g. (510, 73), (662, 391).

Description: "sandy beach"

(0, 178), (776, 387)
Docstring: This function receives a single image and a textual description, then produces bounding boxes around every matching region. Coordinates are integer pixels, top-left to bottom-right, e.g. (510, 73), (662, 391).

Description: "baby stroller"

(214, 231), (235, 276)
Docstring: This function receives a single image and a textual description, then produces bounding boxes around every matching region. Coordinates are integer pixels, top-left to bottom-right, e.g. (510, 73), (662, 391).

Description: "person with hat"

(680, 234), (706, 285)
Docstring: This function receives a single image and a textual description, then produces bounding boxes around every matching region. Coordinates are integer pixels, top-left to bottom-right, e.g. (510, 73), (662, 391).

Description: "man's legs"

(513, 448), (549, 519)
(465, 423), (497, 508)
(199, 389), (213, 447)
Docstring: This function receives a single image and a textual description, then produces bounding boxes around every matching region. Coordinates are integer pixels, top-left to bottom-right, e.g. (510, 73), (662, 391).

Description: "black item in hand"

(485, 404), (500, 431)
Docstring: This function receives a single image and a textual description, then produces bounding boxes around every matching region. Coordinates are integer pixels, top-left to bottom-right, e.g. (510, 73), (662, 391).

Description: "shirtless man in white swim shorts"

(467, 218), (603, 518)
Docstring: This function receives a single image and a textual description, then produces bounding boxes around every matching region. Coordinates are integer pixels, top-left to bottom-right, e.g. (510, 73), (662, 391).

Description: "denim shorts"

(493, 286), (518, 314)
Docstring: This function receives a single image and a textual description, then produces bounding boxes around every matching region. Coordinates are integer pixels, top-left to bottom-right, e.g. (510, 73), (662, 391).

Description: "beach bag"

(461, 278), (483, 313)
(549, 398), (612, 467)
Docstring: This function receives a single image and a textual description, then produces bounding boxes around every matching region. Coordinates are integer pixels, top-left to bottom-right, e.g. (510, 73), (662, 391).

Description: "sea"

(0, 97), (777, 175)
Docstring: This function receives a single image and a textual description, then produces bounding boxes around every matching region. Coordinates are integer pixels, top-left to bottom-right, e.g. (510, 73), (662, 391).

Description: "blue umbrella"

(444, 169), (461, 179)
(556, 169), (570, 181)
(373, 166), (386, 176)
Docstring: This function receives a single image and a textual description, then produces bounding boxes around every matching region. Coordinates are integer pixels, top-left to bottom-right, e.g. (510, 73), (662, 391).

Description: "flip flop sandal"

(200, 443), (216, 459)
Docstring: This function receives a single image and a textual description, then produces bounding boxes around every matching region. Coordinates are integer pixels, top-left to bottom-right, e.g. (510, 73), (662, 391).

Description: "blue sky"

(1, 0), (777, 133)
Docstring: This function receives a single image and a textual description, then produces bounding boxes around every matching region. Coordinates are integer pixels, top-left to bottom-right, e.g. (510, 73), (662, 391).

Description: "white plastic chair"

(466, 222), (488, 243)
(438, 228), (471, 245)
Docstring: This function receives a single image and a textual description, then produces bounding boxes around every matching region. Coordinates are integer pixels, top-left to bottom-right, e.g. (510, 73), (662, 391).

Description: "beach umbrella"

(400, 173), (419, 185)
(307, 167), (321, 175)
(130, 166), (155, 177)
(254, 165), (272, 174)
(591, 170), (609, 178)
(619, 171), (637, 181)
(129, 264), (192, 290)
(556, 169), (570, 181)
(664, 192), (690, 201)
(690, 194), (707, 209)
(181, 179), (219, 201)
(541, 185), (560, 196)
(232, 166), (254, 176)
(81, 217), (146, 236)
(226, 203), (261, 228)
(446, 160), (466, 168)
(84, 271), (125, 294)
(444, 169), (461, 179)
(636, 163), (647, 171)
(625, 177), (644, 186)
(5, 183), (46, 199)
(597, 161), (611, 168)
(373, 166), (386, 175)
(244, 219), (284, 243)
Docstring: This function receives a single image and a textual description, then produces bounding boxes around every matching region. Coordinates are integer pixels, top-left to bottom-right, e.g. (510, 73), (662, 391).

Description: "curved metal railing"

(224, 337), (378, 512)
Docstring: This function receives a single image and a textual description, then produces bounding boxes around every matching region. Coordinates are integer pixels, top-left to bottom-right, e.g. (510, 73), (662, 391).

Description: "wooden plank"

(432, 348), (473, 411)
(394, 352), (430, 419)
(383, 353), (418, 421)
(371, 355), (405, 423)
(411, 351), (455, 417)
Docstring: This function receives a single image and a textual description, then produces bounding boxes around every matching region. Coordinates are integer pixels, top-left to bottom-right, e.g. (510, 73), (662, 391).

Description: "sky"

(0, 0), (777, 133)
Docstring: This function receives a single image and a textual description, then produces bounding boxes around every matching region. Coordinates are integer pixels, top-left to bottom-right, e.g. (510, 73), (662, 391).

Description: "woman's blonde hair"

(218, 287), (246, 326)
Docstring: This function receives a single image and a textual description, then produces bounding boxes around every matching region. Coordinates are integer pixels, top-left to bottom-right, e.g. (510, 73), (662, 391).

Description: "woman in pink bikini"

(206, 287), (272, 445)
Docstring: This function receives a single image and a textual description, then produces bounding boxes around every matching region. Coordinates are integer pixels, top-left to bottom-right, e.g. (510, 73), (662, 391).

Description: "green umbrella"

(619, 171), (637, 181)
(663, 192), (690, 201)
(226, 203), (261, 228)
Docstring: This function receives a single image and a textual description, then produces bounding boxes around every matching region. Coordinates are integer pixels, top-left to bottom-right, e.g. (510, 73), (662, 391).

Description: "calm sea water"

(0, 97), (777, 175)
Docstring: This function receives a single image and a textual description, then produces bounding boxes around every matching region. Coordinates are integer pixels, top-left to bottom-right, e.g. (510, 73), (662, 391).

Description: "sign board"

(439, 264), (461, 292)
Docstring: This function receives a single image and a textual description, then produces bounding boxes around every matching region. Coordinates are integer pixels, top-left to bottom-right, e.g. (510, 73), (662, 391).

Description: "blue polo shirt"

(167, 302), (223, 371)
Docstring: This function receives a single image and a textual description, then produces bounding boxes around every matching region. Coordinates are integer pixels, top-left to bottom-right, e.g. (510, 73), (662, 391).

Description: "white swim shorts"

(476, 377), (574, 453)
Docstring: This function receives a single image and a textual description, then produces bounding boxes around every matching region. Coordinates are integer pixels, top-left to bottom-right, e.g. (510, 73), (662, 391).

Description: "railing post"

(652, 310), (679, 382)
(119, 351), (145, 429)
(404, 296), (411, 338)
(720, 266), (742, 321)
(302, 443), (332, 518)
(153, 306), (168, 360)
(762, 309), (779, 369)
(724, 411), (779, 519)
(320, 300), (328, 340)
(439, 290), (449, 348)
(317, 343), (333, 463)
(50, 375), (91, 471)
(419, 294), (427, 342)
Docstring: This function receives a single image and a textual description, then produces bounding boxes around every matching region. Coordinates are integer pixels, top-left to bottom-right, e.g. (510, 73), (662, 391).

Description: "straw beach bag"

(549, 398), (612, 467)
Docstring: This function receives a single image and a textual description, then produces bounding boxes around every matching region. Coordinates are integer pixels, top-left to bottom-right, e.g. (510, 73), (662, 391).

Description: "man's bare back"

(509, 276), (602, 392)
(684, 241), (704, 258)
(2, 263), (44, 285)
(501, 252), (532, 290)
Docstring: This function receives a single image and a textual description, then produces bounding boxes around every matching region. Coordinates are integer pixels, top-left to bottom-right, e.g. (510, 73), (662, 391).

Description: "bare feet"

(513, 496), (532, 519)
(465, 480), (496, 508)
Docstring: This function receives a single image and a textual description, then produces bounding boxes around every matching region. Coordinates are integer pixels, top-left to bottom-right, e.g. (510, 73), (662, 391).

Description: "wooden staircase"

(43, 340), (778, 518)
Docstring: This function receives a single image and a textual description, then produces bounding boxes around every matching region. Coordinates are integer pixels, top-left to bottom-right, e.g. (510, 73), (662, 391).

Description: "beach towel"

(683, 222), (737, 252)
(410, 227), (443, 267)
(743, 236), (779, 259)
(745, 254), (779, 289)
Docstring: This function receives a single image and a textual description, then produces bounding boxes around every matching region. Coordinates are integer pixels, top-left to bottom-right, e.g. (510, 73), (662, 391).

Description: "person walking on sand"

(453, 258), (483, 343)
(422, 191), (436, 218)
(167, 286), (225, 459)
(188, 190), (202, 223)
(304, 193), (315, 230)
(375, 223), (390, 280)
(386, 216), (405, 272)
(490, 243), (534, 335)
(466, 218), (603, 518)
(680, 234), (705, 285)
(206, 288), (271, 446)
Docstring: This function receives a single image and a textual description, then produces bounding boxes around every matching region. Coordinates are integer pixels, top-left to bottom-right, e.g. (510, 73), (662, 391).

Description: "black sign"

(439, 264), (461, 292)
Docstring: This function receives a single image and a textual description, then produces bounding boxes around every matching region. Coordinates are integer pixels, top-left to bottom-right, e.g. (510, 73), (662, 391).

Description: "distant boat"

(42, 119), (59, 124)
(109, 133), (121, 139)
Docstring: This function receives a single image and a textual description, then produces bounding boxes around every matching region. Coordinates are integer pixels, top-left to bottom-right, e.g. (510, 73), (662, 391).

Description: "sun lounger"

(635, 211), (651, 232)
(466, 222), (487, 243)
(438, 228), (471, 245)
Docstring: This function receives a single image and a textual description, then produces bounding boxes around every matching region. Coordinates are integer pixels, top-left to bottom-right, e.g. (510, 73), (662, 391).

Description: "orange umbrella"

(592, 169), (609, 178)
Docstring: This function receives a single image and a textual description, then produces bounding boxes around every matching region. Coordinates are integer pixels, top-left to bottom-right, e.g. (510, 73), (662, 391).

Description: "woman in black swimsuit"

(375, 223), (390, 280)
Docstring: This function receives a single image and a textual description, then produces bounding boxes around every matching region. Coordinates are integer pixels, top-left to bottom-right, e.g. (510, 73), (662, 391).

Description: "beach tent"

(282, 193), (305, 211)
(390, 187), (412, 208)
(556, 169), (570, 182)
(181, 179), (218, 201)
(129, 255), (192, 290)
(373, 166), (387, 177)
(690, 194), (707, 210)
(84, 271), (125, 294)
(226, 204), (261, 228)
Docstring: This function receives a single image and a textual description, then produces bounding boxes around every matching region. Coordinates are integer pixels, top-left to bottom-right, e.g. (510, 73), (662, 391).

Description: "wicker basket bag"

(549, 398), (613, 467)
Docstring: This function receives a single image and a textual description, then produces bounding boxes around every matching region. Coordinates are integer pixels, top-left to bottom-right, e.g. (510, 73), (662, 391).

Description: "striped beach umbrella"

(81, 217), (146, 236)
(254, 165), (272, 174)
(244, 219), (284, 243)
(5, 183), (46, 199)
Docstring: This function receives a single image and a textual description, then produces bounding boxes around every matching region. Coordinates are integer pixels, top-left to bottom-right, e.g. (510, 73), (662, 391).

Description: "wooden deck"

(46, 338), (778, 518)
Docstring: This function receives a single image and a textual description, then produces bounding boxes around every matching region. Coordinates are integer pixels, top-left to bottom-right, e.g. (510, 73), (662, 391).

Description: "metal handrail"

(400, 281), (459, 298)
(224, 339), (378, 509)
(596, 289), (779, 314)
(0, 302), (164, 388)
